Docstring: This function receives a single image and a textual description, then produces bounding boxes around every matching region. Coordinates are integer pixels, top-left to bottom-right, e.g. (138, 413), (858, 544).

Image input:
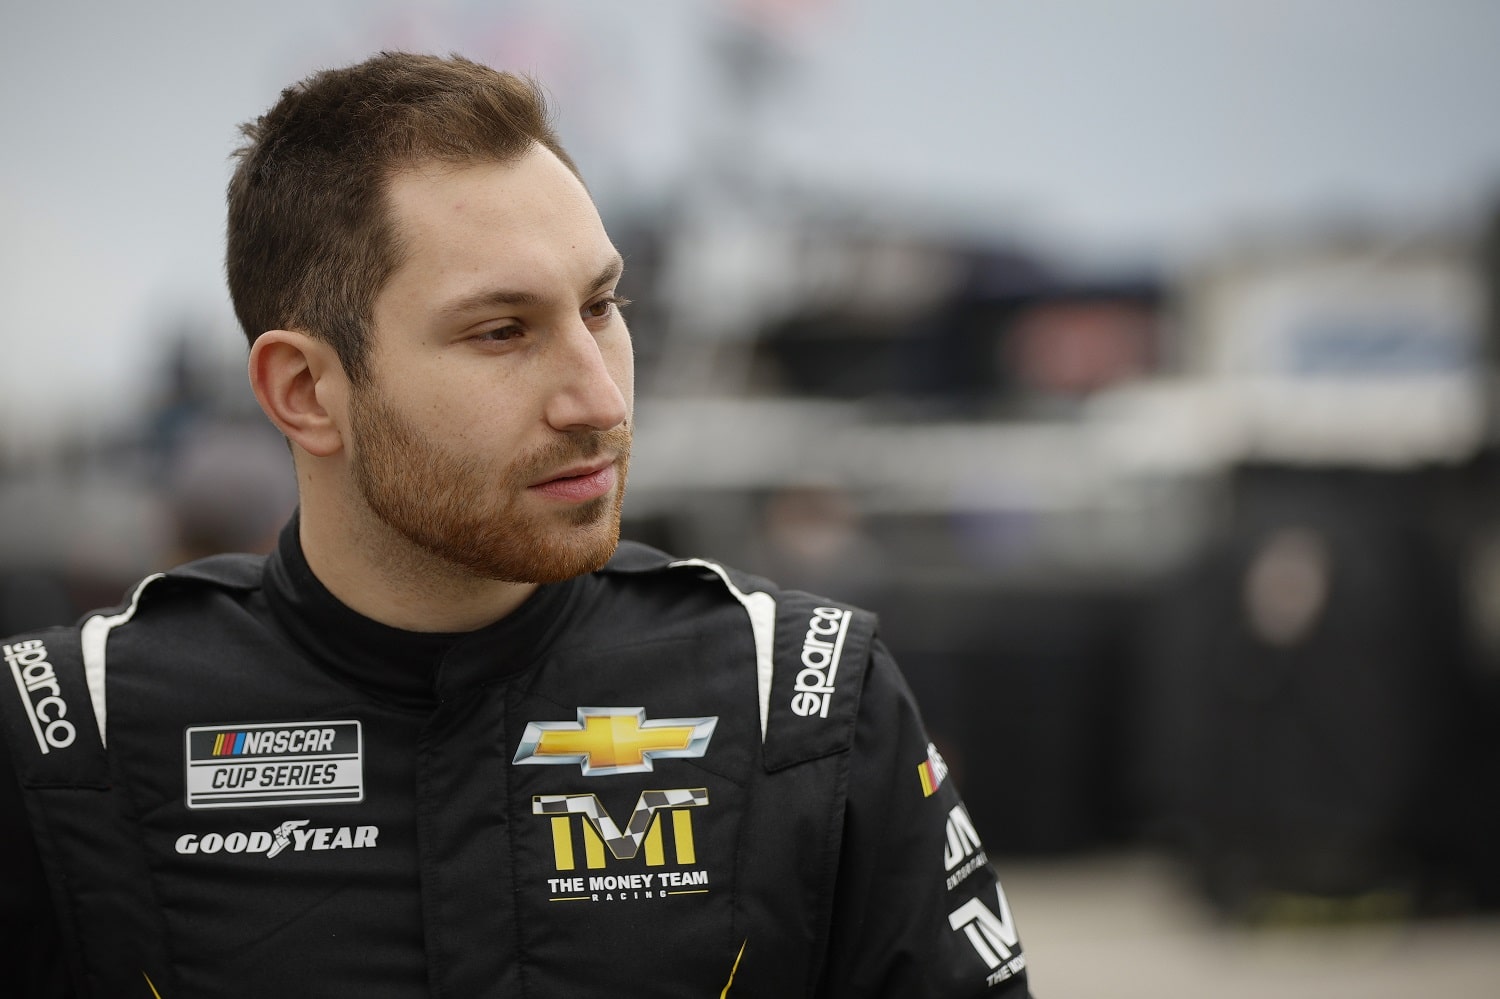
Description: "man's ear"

(248, 330), (347, 458)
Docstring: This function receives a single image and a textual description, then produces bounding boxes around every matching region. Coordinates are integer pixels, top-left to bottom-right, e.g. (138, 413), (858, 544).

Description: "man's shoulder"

(601, 540), (862, 613)
(598, 538), (679, 575)
(597, 540), (881, 768)
(64, 553), (268, 643)
(0, 554), (268, 652)
(162, 551), (266, 592)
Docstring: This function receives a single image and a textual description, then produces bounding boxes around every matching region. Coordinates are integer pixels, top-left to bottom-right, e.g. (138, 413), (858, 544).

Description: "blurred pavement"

(1000, 852), (1500, 998)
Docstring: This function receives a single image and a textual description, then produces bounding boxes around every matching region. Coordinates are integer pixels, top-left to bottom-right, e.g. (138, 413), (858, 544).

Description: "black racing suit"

(1, 519), (1033, 997)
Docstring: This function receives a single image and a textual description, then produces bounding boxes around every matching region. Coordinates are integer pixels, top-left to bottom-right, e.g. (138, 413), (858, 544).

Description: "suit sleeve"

(819, 639), (1034, 998)
(0, 734), (74, 998)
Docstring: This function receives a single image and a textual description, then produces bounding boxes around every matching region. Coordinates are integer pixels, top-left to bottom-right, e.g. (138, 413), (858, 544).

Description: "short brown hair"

(226, 52), (579, 384)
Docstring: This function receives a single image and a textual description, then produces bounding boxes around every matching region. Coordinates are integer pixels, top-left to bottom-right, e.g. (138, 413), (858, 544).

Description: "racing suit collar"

(264, 513), (583, 706)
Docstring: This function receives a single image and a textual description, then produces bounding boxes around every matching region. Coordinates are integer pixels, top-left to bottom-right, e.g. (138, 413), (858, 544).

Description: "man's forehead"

(369, 152), (621, 329)
(381, 150), (613, 276)
(383, 146), (584, 219)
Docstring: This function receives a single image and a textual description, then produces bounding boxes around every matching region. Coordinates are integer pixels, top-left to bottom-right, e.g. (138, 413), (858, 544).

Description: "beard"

(347, 387), (630, 585)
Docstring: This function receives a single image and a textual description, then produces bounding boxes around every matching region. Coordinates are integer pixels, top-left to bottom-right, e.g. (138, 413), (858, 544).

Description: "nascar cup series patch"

(184, 720), (364, 809)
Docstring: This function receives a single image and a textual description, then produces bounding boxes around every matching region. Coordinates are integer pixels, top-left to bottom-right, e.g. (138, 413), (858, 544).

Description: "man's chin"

(476, 514), (623, 585)
(512, 477), (627, 582)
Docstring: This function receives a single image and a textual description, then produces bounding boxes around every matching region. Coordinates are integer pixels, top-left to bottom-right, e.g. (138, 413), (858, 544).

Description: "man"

(1, 53), (1033, 997)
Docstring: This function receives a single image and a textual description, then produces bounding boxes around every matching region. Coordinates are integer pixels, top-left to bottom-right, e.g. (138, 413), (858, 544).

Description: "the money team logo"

(949, 885), (1025, 987)
(536, 789), (713, 902)
(537, 788), (708, 870)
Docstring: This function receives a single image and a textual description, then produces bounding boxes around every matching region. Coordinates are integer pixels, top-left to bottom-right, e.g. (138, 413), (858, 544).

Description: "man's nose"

(543, 325), (631, 433)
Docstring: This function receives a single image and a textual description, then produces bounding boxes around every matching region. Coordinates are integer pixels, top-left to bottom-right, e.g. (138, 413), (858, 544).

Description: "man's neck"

(297, 491), (538, 634)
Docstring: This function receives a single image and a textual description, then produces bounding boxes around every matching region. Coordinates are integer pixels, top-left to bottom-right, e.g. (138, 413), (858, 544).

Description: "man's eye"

(476, 325), (524, 342)
(585, 294), (631, 320)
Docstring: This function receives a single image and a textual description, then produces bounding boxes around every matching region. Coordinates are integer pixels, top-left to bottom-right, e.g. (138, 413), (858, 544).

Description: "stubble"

(348, 388), (630, 584)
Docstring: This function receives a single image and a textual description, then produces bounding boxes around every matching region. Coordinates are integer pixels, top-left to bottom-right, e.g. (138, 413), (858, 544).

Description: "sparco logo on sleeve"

(184, 720), (363, 809)
(790, 606), (852, 719)
(5, 640), (76, 753)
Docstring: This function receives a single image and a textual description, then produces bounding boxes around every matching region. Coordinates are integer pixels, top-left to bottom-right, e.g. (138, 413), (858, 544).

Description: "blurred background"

(5, 0), (1500, 994)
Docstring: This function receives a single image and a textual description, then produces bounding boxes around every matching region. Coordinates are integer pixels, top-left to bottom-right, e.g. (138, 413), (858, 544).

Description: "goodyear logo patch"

(184, 720), (363, 809)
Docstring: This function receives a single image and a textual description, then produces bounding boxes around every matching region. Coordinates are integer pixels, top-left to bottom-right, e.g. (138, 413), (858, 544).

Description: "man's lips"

(528, 459), (617, 503)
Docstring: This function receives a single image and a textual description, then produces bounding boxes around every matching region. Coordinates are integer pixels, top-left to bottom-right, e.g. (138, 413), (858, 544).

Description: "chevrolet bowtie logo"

(513, 708), (718, 776)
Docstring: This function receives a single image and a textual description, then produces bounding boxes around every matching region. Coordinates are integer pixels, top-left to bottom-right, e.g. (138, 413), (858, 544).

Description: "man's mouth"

(527, 458), (617, 504)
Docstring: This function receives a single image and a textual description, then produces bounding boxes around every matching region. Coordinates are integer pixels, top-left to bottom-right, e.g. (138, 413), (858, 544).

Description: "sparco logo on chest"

(790, 607), (853, 719)
(5, 640), (76, 753)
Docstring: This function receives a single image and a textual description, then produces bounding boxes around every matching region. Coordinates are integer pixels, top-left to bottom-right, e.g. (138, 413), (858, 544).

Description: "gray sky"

(4, 0), (1499, 445)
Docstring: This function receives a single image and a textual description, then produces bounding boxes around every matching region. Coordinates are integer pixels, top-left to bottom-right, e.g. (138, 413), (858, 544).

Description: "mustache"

(512, 423), (632, 482)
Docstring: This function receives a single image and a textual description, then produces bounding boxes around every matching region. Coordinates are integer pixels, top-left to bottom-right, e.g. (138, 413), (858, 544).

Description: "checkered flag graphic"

(534, 789), (709, 860)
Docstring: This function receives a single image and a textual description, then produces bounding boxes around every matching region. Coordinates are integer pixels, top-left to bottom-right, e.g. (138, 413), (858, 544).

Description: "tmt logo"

(948, 884), (1025, 985)
(534, 788), (708, 870)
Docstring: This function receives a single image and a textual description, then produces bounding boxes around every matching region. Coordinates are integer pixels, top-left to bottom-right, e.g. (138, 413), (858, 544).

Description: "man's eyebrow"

(438, 254), (625, 320)
(590, 254), (625, 294)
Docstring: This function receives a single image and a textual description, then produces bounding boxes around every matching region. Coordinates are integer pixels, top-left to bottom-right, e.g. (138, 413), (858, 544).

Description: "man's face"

(347, 146), (634, 584)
